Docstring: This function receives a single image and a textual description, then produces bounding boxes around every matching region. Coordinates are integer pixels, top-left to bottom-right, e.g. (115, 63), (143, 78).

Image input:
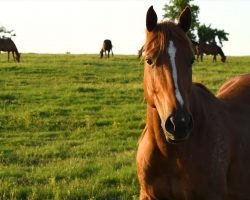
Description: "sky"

(0, 0), (249, 56)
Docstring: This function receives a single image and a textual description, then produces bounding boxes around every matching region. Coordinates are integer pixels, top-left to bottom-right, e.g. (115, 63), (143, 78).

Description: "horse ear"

(178, 6), (191, 32)
(146, 6), (158, 32)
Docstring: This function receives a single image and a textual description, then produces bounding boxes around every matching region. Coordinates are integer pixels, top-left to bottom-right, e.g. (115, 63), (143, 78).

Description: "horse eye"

(146, 58), (153, 65)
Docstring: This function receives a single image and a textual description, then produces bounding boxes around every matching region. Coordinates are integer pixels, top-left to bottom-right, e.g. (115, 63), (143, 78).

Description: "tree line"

(0, 26), (16, 39)
(163, 0), (229, 46)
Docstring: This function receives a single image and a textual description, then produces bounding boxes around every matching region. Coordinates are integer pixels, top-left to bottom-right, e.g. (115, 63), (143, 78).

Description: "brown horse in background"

(0, 38), (20, 62)
(191, 40), (199, 61)
(197, 42), (226, 62)
(137, 5), (250, 200)
(100, 39), (113, 58)
(138, 45), (144, 59)
(191, 40), (198, 56)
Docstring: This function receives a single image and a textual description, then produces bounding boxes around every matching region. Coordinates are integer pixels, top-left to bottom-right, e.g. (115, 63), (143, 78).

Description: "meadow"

(0, 54), (249, 200)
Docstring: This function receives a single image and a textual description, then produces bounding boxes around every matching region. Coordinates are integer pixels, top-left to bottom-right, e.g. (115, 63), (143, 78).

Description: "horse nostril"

(179, 114), (193, 131)
(165, 113), (193, 135)
(165, 115), (175, 134)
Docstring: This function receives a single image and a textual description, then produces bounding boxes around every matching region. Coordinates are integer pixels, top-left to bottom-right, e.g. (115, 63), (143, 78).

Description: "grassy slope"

(0, 54), (249, 199)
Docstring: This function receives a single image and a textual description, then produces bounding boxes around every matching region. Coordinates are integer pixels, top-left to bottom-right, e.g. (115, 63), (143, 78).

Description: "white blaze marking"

(167, 40), (184, 106)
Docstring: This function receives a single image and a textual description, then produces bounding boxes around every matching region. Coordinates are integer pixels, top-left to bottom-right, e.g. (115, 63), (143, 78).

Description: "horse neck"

(13, 48), (19, 55)
(217, 47), (225, 58)
(12, 43), (19, 53)
(11, 48), (19, 61)
(189, 83), (220, 131)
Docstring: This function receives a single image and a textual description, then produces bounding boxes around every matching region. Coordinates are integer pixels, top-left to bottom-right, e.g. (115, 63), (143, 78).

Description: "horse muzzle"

(162, 109), (193, 144)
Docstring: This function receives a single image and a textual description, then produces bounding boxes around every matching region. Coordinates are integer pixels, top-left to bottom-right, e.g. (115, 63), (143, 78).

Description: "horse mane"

(144, 21), (193, 62)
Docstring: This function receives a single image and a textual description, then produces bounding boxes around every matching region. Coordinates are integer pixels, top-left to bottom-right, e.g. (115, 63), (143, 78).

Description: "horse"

(136, 5), (250, 200)
(191, 40), (198, 60)
(0, 38), (20, 62)
(138, 45), (144, 59)
(100, 39), (113, 58)
(197, 42), (226, 62)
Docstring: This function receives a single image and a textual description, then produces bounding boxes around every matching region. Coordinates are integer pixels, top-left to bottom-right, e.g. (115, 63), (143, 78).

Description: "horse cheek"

(144, 69), (155, 107)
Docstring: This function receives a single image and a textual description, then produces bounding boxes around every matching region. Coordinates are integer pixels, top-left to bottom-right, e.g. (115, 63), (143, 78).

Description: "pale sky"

(0, 0), (249, 56)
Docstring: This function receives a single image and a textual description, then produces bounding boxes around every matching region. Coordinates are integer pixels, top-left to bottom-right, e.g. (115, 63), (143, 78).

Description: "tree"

(0, 26), (16, 39)
(197, 24), (215, 43)
(162, 0), (229, 46)
(163, 0), (200, 40)
(215, 29), (229, 46)
(197, 24), (229, 46)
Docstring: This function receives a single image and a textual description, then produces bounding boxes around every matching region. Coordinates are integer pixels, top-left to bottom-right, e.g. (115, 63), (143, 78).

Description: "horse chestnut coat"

(136, 6), (250, 200)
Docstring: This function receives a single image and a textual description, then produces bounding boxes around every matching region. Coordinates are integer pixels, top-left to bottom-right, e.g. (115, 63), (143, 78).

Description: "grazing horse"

(0, 38), (20, 62)
(190, 40), (198, 62)
(191, 40), (198, 59)
(136, 5), (250, 200)
(197, 42), (226, 62)
(100, 39), (113, 58)
(138, 45), (144, 59)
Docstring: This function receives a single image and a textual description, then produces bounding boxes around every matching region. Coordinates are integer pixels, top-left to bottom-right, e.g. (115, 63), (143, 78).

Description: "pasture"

(0, 54), (249, 199)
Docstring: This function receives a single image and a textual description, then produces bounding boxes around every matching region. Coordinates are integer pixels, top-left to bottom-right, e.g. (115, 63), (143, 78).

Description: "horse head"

(16, 52), (20, 62)
(144, 6), (195, 144)
(221, 55), (226, 62)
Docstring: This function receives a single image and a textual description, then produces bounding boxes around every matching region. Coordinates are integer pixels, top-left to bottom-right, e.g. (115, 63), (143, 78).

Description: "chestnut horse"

(0, 38), (20, 62)
(197, 42), (226, 62)
(136, 6), (250, 200)
(100, 39), (113, 58)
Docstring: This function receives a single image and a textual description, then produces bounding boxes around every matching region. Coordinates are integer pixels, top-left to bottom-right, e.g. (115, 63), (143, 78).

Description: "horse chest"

(138, 138), (229, 199)
(140, 157), (198, 199)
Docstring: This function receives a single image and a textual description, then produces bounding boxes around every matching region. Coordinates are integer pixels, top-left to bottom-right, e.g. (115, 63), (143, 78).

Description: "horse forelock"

(144, 21), (192, 62)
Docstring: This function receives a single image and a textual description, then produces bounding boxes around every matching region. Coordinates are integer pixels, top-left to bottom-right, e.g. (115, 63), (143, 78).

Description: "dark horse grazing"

(100, 39), (113, 58)
(191, 40), (198, 59)
(0, 38), (20, 62)
(197, 42), (226, 62)
(137, 6), (250, 200)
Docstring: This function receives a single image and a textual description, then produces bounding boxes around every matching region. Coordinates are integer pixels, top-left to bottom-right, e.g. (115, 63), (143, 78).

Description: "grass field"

(0, 54), (249, 200)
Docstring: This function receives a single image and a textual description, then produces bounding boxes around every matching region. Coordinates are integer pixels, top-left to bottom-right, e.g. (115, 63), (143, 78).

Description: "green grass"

(0, 54), (249, 199)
